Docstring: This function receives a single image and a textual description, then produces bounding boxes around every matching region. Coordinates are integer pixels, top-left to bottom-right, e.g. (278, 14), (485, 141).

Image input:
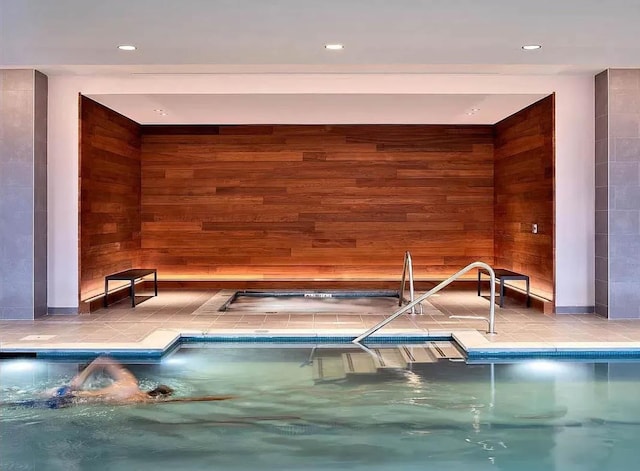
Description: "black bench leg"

(526, 278), (530, 308)
(500, 281), (505, 308)
(154, 271), (158, 297)
(130, 280), (136, 308)
(104, 279), (109, 308)
(477, 271), (481, 297)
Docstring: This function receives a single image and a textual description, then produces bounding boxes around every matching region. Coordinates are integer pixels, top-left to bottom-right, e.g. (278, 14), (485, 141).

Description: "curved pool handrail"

(353, 262), (496, 344)
(399, 251), (423, 315)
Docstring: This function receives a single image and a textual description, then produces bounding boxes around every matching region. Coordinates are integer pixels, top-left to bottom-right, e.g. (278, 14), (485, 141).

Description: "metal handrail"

(353, 262), (496, 343)
(399, 251), (423, 315)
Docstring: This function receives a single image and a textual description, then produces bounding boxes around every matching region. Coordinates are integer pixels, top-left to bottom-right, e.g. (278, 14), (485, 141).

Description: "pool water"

(221, 290), (401, 313)
(2, 345), (640, 471)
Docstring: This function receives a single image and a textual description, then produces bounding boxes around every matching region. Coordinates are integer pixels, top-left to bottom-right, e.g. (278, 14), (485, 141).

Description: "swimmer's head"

(146, 384), (174, 398)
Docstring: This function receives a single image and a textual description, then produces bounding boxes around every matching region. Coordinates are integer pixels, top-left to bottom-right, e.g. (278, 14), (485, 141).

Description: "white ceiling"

(2, 0), (636, 123)
(2, 0), (639, 74)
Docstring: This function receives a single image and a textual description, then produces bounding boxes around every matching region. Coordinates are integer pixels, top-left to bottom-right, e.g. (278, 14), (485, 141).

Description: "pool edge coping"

(5, 328), (640, 359)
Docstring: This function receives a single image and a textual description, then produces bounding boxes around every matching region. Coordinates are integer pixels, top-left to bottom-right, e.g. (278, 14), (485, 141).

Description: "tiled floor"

(2, 288), (640, 353)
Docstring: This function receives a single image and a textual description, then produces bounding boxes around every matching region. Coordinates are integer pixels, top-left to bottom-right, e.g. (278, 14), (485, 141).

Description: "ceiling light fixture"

(522, 44), (542, 50)
(324, 44), (344, 50)
(118, 45), (136, 51)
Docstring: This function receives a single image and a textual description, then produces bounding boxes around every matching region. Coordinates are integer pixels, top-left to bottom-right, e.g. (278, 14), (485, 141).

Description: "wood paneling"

(78, 106), (555, 298)
(79, 96), (142, 300)
(140, 125), (494, 282)
(494, 95), (555, 300)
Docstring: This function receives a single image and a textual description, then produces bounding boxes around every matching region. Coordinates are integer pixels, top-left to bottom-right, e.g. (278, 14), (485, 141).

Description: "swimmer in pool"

(67, 356), (176, 404)
(2, 356), (234, 409)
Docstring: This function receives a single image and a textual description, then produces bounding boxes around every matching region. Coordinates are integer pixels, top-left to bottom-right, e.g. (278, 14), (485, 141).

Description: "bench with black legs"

(104, 269), (158, 308)
(477, 268), (530, 308)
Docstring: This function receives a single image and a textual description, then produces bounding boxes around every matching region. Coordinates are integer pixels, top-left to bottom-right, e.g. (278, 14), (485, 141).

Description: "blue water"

(2, 345), (640, 470)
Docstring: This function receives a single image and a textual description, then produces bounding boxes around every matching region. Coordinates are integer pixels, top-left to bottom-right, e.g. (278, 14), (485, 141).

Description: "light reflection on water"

(2, 346), (640, 471)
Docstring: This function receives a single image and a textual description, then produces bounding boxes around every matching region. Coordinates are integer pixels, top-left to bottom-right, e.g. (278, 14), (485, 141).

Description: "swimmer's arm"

(69, 359), (104, 389)
(92, 357), (138, 386)
(159, 395), (237, 403)
(72, 389), (107, 398)
(70, 356), (138, 390)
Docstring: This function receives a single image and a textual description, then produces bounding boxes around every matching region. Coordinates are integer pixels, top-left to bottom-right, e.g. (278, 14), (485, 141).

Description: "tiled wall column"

(0, 69), (48, 319)
(595, 69), (640, 319)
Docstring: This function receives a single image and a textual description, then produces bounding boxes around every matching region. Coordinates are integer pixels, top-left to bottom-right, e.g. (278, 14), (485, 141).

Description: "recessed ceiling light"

(522, 44), (542, 50)
(324, 44), (344, 50)
(118, 45), (136, 51)
(154, 109), (164, 113)
(471, 108), (480, 112)
(159, 112), (167, 116)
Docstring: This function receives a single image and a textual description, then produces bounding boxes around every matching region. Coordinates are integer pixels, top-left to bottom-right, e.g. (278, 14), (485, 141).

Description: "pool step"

(429, 341), (465, 361)
(370, 348), (408, 370)
(399, 345), (438, 364)
(400, 342), (465, 364)
(342, 348), (408, 375)
(313, 354), (347, 383)
(342, 352), (378, 375)
(313, 342), (465, 382)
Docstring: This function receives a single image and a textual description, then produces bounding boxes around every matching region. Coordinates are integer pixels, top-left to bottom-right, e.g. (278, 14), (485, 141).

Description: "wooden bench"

(477, 268), (530, 308)
(104, 269), (158, 308)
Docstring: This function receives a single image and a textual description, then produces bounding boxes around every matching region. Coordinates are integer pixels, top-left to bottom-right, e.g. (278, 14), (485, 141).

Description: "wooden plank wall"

(140, 125), (495, 283)
(494, 95), (555, 299)
(79, 96), (142, 300)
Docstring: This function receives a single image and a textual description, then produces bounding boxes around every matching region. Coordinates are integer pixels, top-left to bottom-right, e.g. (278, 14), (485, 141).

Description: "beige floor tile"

(4, 289), (640, 353)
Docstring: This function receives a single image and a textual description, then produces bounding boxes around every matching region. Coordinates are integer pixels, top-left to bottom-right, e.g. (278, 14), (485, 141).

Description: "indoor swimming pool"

(1, 344), (639, 470)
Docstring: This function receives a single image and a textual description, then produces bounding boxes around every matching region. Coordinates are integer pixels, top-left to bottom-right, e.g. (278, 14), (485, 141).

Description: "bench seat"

(104, 269), (158, 308)
(477, 268), (530, 308)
